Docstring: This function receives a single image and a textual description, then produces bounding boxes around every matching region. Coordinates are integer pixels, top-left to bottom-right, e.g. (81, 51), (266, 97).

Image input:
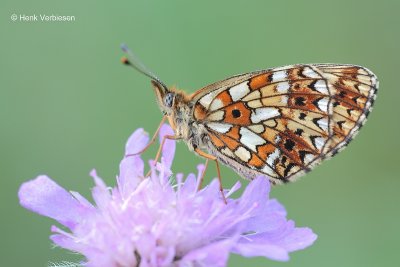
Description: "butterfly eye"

(164, 93), (174, 107)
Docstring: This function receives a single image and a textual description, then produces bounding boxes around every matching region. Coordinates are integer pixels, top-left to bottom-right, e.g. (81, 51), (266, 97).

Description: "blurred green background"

(1, 0), (399, 266)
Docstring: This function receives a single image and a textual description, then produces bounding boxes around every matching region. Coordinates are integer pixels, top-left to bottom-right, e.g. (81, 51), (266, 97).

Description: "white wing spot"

(316, 118), (329, 132)
(239, 127), (266, 151)
(229, 82), (250, 101)
(207, 122), (232, 134)
(304, 153), (314, 164)
(276, 81), (290, 93)
(235, 146), (251, 162)
(314, 80), (329, 94)
(272, 70), (287, 82)
(314, 137), (326, 150)
(209, 98), (224, 111)
(267, 148), (280, 168)
(261, 164), (276, 177)
(303, 67), (320, 78)
(199, 93), (214, 109)
(251, 108), (280, 123)
(316, 97), (329, 112)
(281, 95), (289, 105)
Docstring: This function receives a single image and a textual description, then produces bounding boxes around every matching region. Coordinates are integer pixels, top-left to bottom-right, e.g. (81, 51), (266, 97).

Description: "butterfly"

(121, 45), (378, 191)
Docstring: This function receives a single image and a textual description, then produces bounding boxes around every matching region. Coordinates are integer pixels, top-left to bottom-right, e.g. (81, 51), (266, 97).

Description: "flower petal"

(51, 234), (79, 251)
(225, 181), (241, 198)
(238, 176), (270, 210)
(232, 242), (289, 261)
(118, 128), (149, 197)
(266, 198), (287, 217)
(250, 220), (318, 252)
(241, 199), (288, 233)
(234, 220), (317, 260)
(159, 124), (175, 169)
(90, 169), (111, 209)
(281, 226), (318, 252)
(180, 238), (236, 267)
(179, 173), (197, 198)
(18, 175), (89, 228)
(125, 128), (150, 155)
(70, 191), (95, 209)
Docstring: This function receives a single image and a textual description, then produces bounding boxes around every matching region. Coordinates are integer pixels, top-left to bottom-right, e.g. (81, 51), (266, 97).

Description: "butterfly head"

(120, 44), (179, 115)
(120, 44), (189, 131)
(151, 80), (176, 116)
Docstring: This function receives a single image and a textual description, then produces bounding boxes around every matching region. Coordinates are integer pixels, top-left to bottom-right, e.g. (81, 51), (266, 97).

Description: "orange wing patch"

(249, 73), (272, 90)
(222, 103), (252, 125)
(248, 153), (264, 168)
(225, 125), (241, 140)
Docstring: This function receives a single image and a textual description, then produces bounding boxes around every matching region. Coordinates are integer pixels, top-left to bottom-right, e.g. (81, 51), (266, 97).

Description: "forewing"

(192, 64), (377, 183)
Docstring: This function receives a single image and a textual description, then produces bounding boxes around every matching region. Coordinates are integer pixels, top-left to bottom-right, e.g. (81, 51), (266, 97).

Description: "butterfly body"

(148, 63), (378, 184)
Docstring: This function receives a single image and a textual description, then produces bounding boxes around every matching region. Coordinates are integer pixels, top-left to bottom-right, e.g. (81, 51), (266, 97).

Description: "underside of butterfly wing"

(192, 64), (377, 183)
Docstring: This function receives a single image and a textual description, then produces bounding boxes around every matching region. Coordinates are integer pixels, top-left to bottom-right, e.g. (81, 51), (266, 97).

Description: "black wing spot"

(283, 163), (296, 177)
(299, 150), (308, 163)
(299, 112), (307, 120)
(339, 91), (347, 98)
(312, 117), (324, 129)
(310, 135), (319, 150)
(312, 97), (324, 110)
(294, 128), (304, 136)
(295, 97), (306, 106)
(267, 73), (273, 83)
(284, 139), (296, 151)
(337, 121), (345, 130)
(308, 80), (318, 91)
(352, 96), (359, 103)
(232, 109), (241, 118)
(346, 108), (353, 116)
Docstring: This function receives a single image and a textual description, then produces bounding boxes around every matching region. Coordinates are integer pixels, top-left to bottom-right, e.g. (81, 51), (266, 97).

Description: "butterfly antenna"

(120, 44), (168, 89)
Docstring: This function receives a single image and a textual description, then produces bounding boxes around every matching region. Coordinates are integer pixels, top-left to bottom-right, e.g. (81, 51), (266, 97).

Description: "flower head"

(19, 125), (317, 267)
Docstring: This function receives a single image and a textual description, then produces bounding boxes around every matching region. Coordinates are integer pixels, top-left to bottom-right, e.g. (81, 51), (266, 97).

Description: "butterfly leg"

(195, 148), (227, 204)
(125, 116), (167, 157)
(197, 158), (209, 191)
(145, 134), (179, 177)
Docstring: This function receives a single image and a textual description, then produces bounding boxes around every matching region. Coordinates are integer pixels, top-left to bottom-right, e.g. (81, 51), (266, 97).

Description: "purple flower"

(18, 125), (317, 267)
